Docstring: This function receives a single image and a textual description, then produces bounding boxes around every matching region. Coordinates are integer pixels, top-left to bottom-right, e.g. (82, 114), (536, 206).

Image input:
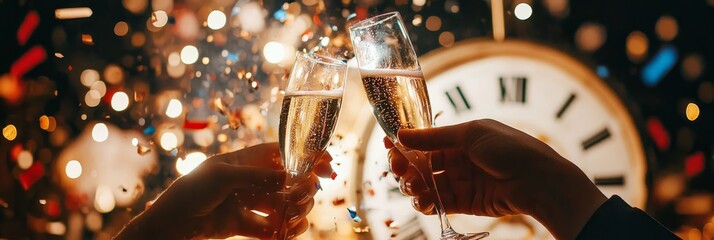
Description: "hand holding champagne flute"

(349, 12), (488, 239)
(276, 52), (347, 239)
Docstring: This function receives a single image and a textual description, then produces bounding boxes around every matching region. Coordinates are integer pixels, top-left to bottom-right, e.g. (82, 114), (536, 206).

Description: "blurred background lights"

(576, 22), (606, 52)
(94, 185), (116, 213)
(103, 64), (124, 85)
(90, 81), (107, 97)
(160, 132), (178, 150)
(686, 102), (700, 121)
(207, 10), (227, 30)
(176, 152), (207, 175)
(114, 21), (129, 36)
(84, 90), (101, 107)
(425, 16), (442, 31)
(46, 222), (66, 236)
(180, 45), (199, 64)
(168, 52), (181, 66)
(111, 92), (130, 111)
(655, 15), (678, 41)
(91, 123), (109, 142)
(80, 69), (99, 87)
(65, 160), (82, 179)
(514, 3), (533, 20)
(151, 10), (168, 28)
(17, 150), (33, 170)
(3, 124), (17, 141)
(263, 42), (286, 64)
(626, 31), (649, 62)
(682, 54), (704, 80)
(165, 99), (183, 118)
(438, 31), (455, 47)
(413, 0), (426, 7)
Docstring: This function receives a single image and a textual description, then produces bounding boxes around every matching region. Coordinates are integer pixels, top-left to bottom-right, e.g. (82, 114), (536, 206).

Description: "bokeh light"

(438, 31), (455, 47)
(65, 160), (82, 179)
(94, 185), (116, 213)
(207, 10), (226, 30)
(84, 90), (101, 107)
(159, 132), (178, 150)
(91, 123), (109, 142)
(168, 52), (181, 66)
(425, 16), (442, 31)
(90, 80), (107, 97)
(413, 0), (426, 7)
(151, 10), (168, 28)
(103, 64), (124, 85)
(166, 99), (183, 118)
(17, 150), (33, 170)
(626, 31), (648, 62)
(2, 124), (17, 141)
(576, 22), (606, 52)
(682, 54), (704, 80)
(80, 69), (100, 87)
(263, 42), (286, 64)
(114, 21), (129, 36)
(176, 152), (207, 175)
(111, 92), (130, 111)
(686, 102), (700, 121)
(180, 45), (199, 64)
(655, 15), (678, 41)
(514, 3), (533, 20)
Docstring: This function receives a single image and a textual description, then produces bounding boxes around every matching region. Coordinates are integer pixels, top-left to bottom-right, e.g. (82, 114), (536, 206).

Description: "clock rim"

(350, 39), (649, 235)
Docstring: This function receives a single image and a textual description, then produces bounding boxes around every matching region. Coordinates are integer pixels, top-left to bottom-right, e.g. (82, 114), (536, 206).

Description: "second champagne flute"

(276, 52), (347, 239)
(349, 12), (488, 240)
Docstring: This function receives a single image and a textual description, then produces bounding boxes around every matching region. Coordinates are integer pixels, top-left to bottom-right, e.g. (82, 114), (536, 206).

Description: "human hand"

(115, 143), (334, 240)
(387, 119), (607, 240)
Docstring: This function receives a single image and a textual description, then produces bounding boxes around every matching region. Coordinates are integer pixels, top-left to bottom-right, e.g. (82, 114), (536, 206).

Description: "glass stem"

(394, 143), (456, 235)
(275, 173), (299, 240)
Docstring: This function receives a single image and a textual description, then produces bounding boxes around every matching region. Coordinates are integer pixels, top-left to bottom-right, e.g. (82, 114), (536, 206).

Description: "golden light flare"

(425, 16), (442, 31)
(114, 21), (129, 36)
(686, 102), (700, 121)
(176, 152), (207, 175)
(626, 31), (648, 62)
(3, 124), (18, 141)
(438, 31), (454, 47)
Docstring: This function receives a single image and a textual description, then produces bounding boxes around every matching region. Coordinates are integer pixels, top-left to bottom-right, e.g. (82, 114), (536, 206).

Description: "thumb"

(219, 165), (287, 192)
(397, 122), (474, 150)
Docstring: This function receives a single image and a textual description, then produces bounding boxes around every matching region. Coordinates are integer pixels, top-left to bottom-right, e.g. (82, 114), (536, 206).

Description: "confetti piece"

(353, 226), (370, 233)
(685, 151), (704, 177)
(10, 45), (47, 79)
(316, 182), (322, 191)
(81, 34), (94, 45)
(183, 119), (209, 130)
(347, 208), (361, 222)
(332, 197), (345, 206)
(143, 125), (155, 135)
(137, 144), (151, 155)
(385, 219), (394, 228)
(330, 171), (337, 180)
(17, 11), (39, 46)
(19, 162), (44, 190)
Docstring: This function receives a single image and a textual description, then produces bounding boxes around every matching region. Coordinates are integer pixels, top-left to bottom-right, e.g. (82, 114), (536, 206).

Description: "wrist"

(530, 162), (607, 240)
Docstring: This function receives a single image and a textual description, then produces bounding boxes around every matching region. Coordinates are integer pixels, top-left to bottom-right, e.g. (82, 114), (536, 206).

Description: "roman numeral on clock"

(500, 76), (527, 103)
(445, 85), (472, 113)
(594, 176), (625, 186)
(556, 93), (577, 119)
(582, 128), (611, 150)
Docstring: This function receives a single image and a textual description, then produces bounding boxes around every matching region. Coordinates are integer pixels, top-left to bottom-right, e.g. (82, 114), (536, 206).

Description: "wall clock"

(335, 39), (649, 239)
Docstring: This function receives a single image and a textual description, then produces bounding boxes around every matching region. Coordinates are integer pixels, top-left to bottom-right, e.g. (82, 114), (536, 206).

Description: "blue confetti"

(170, 148), (178, 156)
(596, 65), (609, 78)
(143, 125), (156, 135)
(347, 208), (361, 222)
(227, 53), (238, 62)
(273, 9), (288, 22)
(316, 182), (322, 191)
(642, 45), (678, 87)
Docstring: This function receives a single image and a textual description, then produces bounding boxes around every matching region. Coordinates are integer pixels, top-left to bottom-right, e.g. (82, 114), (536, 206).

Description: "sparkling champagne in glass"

(275, 52), (347, 239)
(350, 12), (489, 240)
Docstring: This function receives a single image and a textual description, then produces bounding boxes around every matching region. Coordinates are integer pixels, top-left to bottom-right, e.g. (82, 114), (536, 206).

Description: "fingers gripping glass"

(276, 53), (347, 239)
(349, 12), (488, 240)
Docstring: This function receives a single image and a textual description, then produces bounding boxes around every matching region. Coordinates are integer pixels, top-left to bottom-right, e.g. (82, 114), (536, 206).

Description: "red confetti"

(330, 171), (337, 180)
(685, 151), (704, 177)
(45, 200), (61, 217)
(385, 219), (394, 228)
(646, 117), (670, 151)
(19, 162), (44, 190)
(355, 7), (368, 21)
(368, 189), (375, 196)
(17, 11), (39, 46)
(10, 45), (47, 79)
(332, 197), (346, 206)
(102, 87), (118, 104)
(183, 119), (209, 130)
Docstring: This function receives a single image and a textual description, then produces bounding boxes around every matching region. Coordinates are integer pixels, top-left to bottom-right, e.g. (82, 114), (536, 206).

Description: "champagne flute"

(349, 12), (488, 240)
(275, 52), (347, 239)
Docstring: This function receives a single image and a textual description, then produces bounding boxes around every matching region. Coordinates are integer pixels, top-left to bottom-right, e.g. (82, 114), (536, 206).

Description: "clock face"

(355, 40), (648, 239)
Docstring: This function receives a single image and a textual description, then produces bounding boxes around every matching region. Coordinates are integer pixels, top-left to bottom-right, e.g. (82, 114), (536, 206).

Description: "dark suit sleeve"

(576, 195), (680, 240)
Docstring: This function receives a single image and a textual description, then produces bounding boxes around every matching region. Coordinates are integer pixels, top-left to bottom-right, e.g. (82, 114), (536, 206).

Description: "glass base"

(440, 229), (489, 240)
